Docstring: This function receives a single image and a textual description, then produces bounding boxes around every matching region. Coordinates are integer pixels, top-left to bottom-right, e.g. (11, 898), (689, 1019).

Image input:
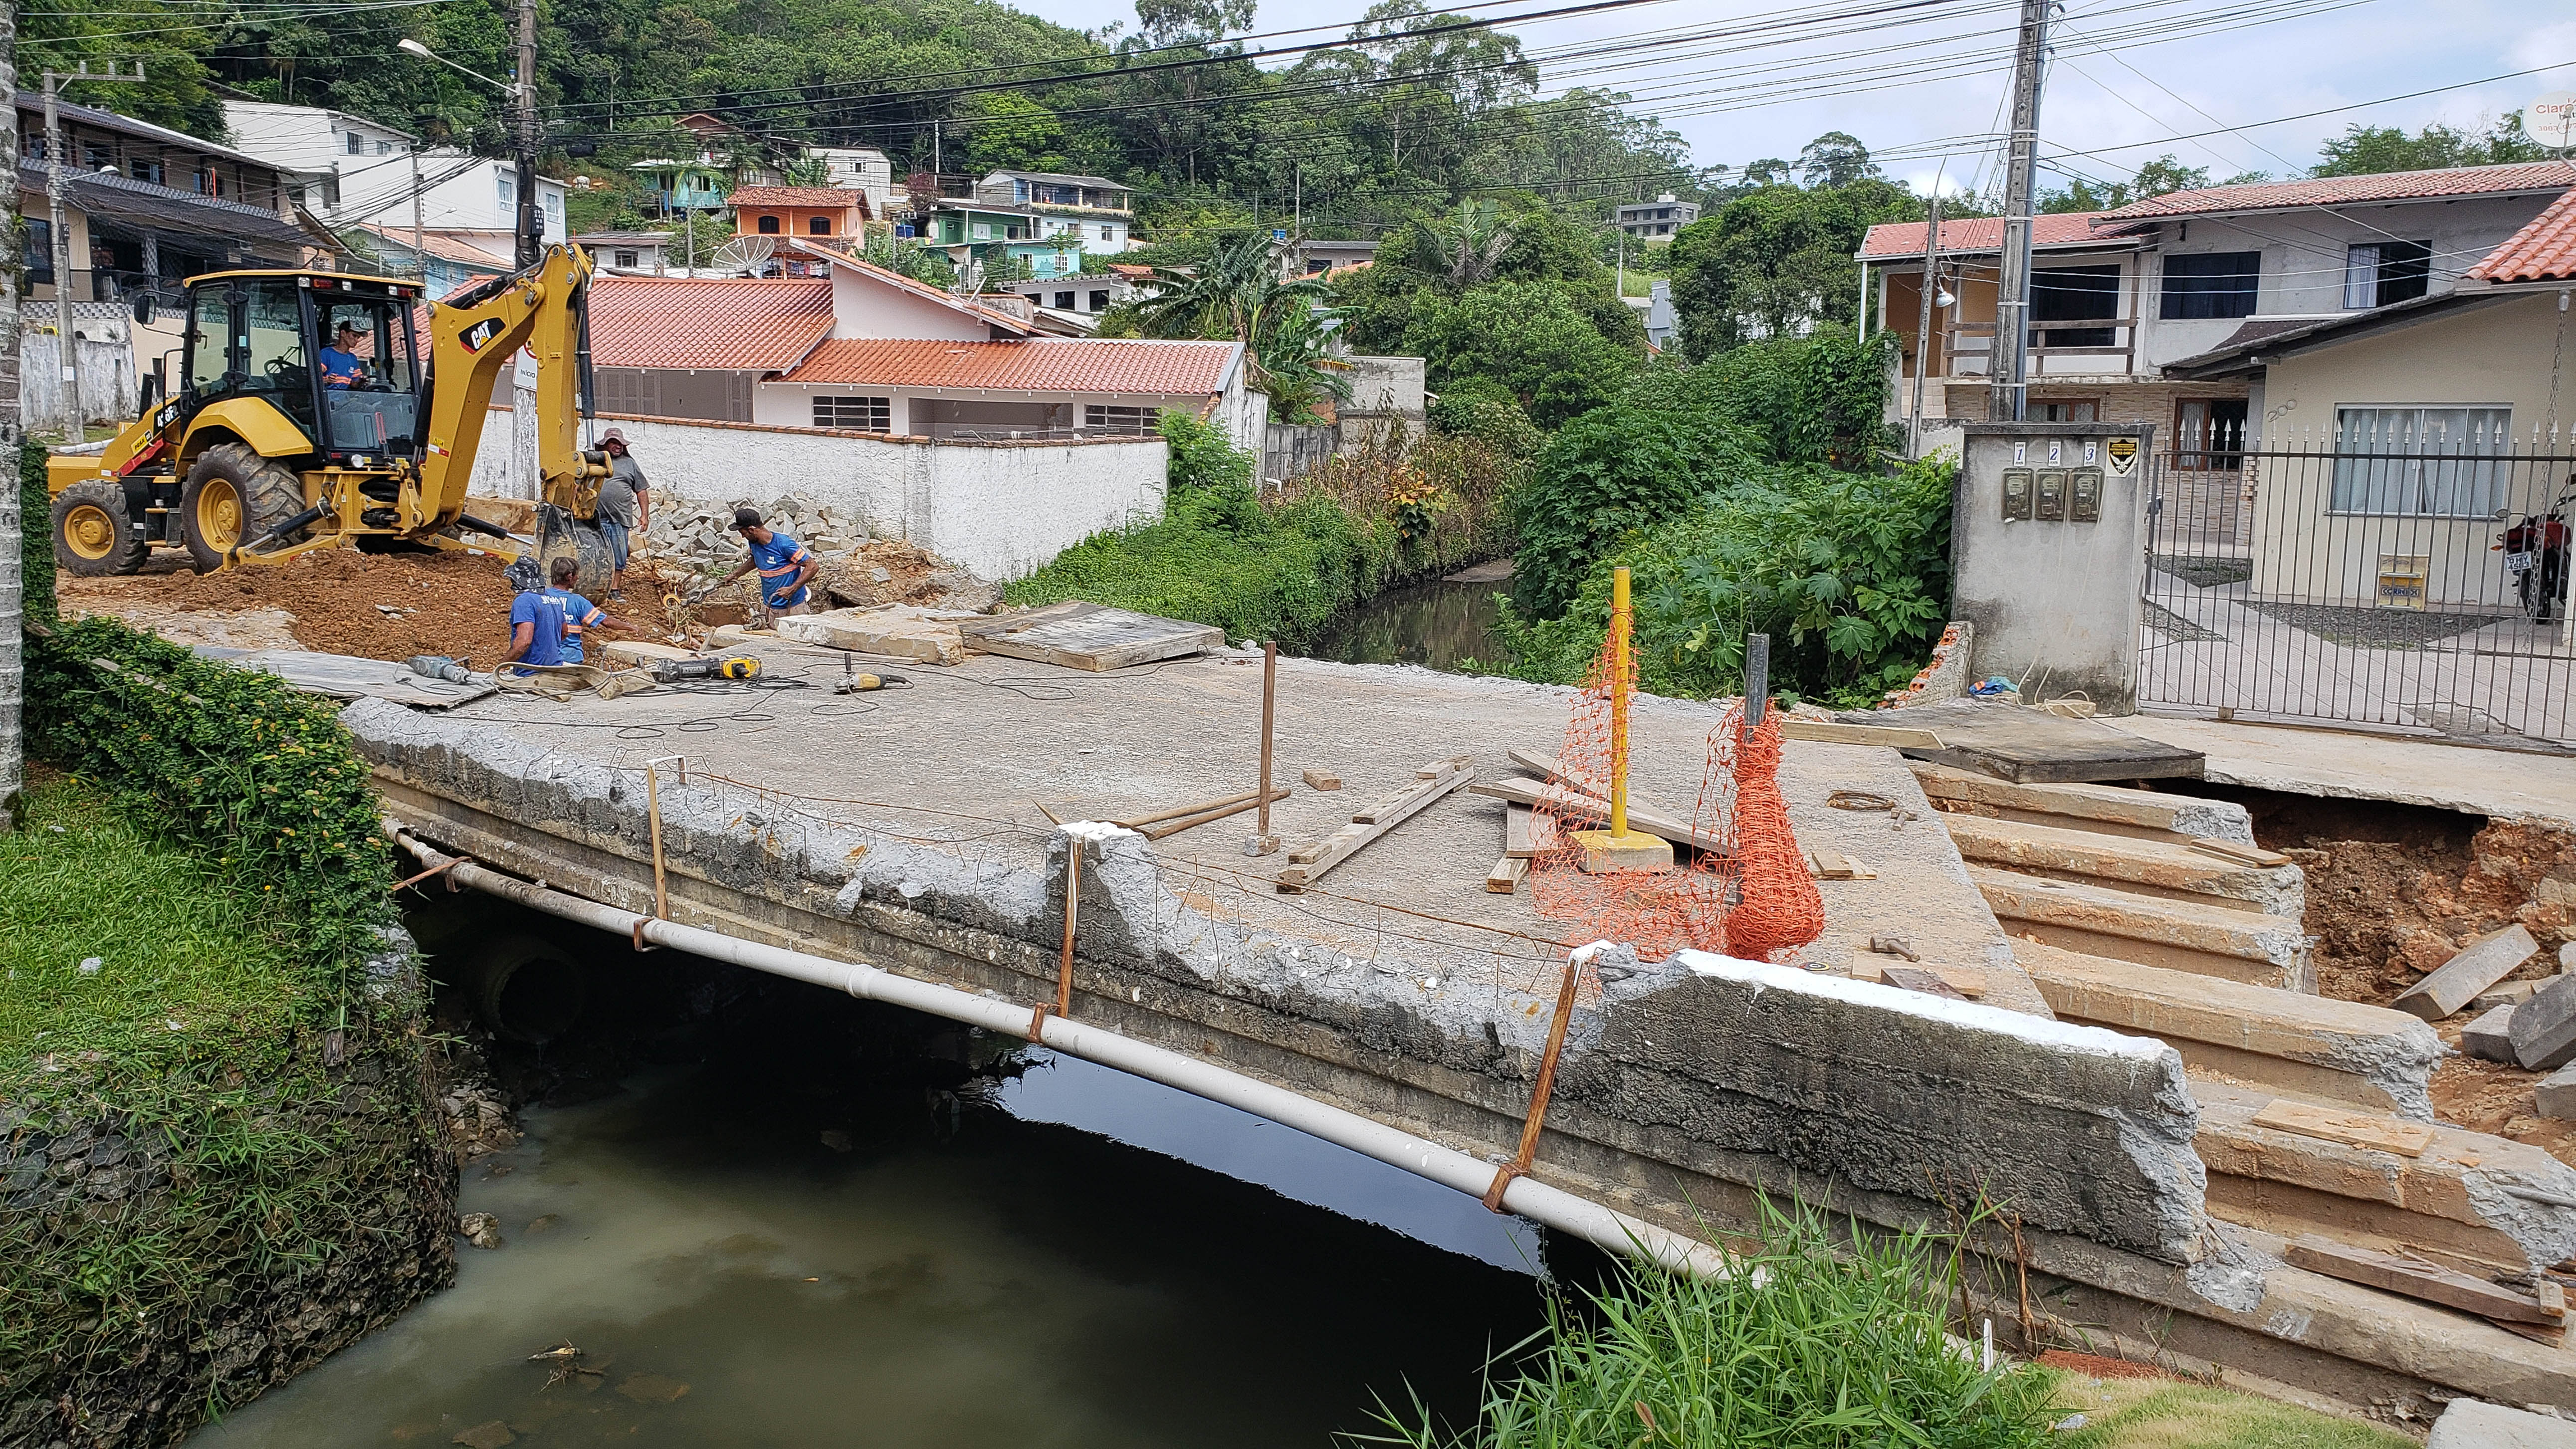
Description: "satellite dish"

(709, 234), (776, 272)
(2532, 91), (2576, 151)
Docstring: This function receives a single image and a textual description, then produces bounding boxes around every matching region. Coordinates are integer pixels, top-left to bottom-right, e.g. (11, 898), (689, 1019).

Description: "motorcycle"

(2497, 487), (2576, 623)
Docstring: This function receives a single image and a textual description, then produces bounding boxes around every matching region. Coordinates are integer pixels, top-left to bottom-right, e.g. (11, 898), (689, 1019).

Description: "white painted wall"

(753, 382), (1228, 437)
(471, 406), (1166, 579)
(806, 147), (893, 219)
(827, 266), (992, 340)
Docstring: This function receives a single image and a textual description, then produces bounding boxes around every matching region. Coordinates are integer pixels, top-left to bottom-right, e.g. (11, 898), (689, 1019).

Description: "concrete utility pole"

(3, 0), (26, 832)
(1910, 192), (1941, 458)
(514, 0), (540, 268)
(1988, 0), (2051, 423)
(411, 145), (427, 280)
(42, 62), (144, 438)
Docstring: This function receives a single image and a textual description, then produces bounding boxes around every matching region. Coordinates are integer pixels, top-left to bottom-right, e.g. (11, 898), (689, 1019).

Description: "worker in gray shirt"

(594, 427), (650, 600)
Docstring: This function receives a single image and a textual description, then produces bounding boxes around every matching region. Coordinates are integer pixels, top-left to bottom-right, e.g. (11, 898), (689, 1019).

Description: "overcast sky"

(1018, 0), (2576, 195)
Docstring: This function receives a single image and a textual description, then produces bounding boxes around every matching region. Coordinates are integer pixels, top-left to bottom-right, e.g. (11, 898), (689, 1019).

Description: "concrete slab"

(2126, 715), (2576, 828)
(2466, 1004), (2523, 1064)
(2430, 1399), (2576, 1448)
(1911, 761), (2255, 843)
(2540, 1064), (2576, 1122)
(1972, 864), (2310, 987)
(2398, 925), (2542, 1023)
(1944, 813), (2304, 917)
(396, 646), (2050, 1015)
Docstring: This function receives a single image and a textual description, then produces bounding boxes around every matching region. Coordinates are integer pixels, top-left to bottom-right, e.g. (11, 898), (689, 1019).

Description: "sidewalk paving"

(2122, 714), (2576, 828)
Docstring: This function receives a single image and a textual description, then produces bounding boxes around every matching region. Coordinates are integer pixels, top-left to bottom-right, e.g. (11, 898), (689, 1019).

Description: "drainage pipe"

(391, 827), (1732, 1279)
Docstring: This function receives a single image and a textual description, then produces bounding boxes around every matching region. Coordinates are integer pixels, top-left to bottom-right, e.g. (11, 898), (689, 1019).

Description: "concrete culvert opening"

(464, 934), (589, 1044)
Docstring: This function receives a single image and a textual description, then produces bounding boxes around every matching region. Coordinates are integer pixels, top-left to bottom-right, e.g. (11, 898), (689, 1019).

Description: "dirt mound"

(817, 540), (1001, 613)
(62, 549), (546, 663)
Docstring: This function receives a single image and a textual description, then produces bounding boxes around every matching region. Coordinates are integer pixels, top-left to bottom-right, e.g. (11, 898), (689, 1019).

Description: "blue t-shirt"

(509, 587), (603, 666)
(748, 530), (812, 608)
(319, 346), (364, 389)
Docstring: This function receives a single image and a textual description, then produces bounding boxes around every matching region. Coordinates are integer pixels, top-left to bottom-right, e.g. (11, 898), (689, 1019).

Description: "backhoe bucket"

(530, 503), (613, 598)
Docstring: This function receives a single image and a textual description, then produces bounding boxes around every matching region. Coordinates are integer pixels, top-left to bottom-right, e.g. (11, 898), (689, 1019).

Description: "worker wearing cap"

(718, 507), (820, 618)
(594, 428), (649, 600)
(319, 319), (371, 390)
(504, 555), (636, 668)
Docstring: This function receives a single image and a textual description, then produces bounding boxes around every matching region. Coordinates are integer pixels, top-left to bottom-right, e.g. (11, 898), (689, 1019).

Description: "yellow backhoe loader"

(47, 243), (617, 593)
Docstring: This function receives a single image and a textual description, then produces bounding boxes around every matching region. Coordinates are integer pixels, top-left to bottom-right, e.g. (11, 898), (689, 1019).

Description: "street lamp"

(395, 37), (520, 96)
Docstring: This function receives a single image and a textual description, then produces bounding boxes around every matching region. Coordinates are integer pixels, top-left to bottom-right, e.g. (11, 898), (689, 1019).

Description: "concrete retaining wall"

(347, 698), (2211, 1265)
(470, 406), (1166, 580)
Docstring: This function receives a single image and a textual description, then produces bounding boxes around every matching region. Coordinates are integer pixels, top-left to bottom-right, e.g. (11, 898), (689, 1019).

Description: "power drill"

(651, 655), (762, 683)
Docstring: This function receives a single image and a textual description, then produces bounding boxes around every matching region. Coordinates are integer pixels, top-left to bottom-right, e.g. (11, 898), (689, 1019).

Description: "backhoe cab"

(47, 244), (616, 594)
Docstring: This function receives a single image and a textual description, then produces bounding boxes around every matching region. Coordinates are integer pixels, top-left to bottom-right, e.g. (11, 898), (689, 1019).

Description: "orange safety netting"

(1526, 631), (1825, 963)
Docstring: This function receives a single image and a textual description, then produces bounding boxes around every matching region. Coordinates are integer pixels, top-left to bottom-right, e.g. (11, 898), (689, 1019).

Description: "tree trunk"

(0, 0), (24, 831)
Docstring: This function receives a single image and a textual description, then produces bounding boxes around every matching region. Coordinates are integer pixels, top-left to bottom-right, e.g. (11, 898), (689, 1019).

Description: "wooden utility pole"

(1988, 0), (2051, 424)
(42, 62), (144, 437)
(1910, 192), (1941, 458)
(514, 0), (540, 267)
(2, 0), (24, 831)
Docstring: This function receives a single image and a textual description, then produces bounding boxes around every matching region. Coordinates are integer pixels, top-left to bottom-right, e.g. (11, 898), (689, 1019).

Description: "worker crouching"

(719, 507), (823, 623)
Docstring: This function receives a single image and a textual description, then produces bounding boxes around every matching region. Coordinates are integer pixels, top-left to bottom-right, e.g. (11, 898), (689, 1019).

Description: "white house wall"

(470, 405), (1165, 579)
(826, 268), (991, 341)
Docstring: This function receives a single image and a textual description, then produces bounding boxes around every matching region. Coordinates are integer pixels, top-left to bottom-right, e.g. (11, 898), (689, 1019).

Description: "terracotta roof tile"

(588, 276), (834, 371)
(1857, 212), (2133, 259)
(779, 338), (1237, 394)
(2098, 160), (2576, 220)
(781, 241), (1038, 336)
(2468, 187), (2576, 284)
(726, 186), (869, 210)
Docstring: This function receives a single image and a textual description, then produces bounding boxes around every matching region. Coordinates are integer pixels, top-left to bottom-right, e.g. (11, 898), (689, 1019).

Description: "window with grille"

(615, 250), (640, 268)
(1053, 291), (1075, 310)
(2343, 240), (2432, 309)
(2330, 406), (2514, 516)
(1084, 405), (1155, 435)
(346, 132), (364, 155)
(2160, 251), (2261, 319)
(814, 395), (892, 432)
(1088, 290), (1111, 311)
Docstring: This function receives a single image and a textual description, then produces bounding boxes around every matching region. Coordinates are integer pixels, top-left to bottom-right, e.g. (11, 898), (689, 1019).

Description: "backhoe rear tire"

(182, 442), (310, 574)
(51, 479), (147, 576)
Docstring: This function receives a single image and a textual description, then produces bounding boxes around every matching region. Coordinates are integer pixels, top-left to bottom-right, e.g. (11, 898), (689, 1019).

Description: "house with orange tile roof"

(575, 246), (1264, 449)
(729, 186), (871, 243)
(1857, 161), (2576, 461)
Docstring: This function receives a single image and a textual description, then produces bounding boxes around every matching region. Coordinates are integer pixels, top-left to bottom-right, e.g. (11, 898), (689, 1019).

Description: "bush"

(1160, 408), (1256, 498)
(1509, 406), (1763, 619)
(1498, 454), (1955, 707)
(1360, 1198), (2060, 1449)
(1404, 280), (1640, 429)
(1427, 381), (1544, 460)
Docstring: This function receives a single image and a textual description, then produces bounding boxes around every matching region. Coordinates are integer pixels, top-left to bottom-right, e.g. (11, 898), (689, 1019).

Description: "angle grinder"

(651, 654), (762, 683)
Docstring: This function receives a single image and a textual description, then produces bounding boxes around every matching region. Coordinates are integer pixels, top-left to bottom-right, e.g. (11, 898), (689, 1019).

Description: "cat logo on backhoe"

(459, 318), (508, 352)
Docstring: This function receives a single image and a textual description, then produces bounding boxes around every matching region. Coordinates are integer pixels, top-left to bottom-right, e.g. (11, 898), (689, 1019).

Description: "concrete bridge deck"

(347, 640), (2576, 1424)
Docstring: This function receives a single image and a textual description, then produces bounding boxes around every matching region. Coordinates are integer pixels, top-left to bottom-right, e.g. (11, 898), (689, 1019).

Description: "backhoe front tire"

(51, 480), (147, 576)
(182, 442), (310, 574)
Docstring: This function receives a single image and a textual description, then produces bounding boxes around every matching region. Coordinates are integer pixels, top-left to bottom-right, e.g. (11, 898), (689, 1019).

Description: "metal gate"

(2139, 437), (2576, 746)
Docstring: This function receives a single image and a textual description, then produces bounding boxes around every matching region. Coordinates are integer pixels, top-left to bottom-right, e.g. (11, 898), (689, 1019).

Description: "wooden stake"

(1254, 641), (1279, 853)
(1484, 959), (1583, 1211)
(1055, 840), (1080, 1020)
(1610, 567), (1632, 838)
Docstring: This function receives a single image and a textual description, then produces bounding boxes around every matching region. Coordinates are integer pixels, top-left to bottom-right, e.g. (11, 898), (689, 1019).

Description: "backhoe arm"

(418, 244), (604, 527)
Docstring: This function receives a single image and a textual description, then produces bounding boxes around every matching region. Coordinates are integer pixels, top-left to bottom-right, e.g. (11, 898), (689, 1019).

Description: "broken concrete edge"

(341, 697), (2210, 1267)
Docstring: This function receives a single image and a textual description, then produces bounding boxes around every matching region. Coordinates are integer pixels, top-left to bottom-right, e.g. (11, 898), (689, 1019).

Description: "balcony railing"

(1931, 319), (2138, 377)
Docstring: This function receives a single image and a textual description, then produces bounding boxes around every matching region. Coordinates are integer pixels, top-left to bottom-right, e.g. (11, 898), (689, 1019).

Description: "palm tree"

(1131, 231), (1348, 419)
(1423, 199), (1514, 287)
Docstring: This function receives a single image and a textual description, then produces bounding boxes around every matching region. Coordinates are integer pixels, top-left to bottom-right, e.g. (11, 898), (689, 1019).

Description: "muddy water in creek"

(1305, 563), (1512, 673)
(189, 1040), (1558, 1447)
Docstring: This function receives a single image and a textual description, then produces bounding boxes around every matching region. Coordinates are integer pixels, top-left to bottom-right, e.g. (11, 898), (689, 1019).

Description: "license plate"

(2506, 551), (2535, 574)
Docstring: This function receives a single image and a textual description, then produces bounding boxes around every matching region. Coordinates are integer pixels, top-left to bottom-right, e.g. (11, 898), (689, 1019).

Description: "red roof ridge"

(727, 185), (870, 208)
(2467, 187), (2576, 285)
(783, 239), (1038, 336)
(1856, 211), (2128, 259)
(778, 337), (1240, 395)
(2097, 160), (2576, 221)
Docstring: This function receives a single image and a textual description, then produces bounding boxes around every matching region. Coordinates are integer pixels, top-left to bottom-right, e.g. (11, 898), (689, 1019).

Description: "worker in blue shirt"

(502, 556), (636, 667)
(318, 319), (370, 390)
(716, 506), (821, 619)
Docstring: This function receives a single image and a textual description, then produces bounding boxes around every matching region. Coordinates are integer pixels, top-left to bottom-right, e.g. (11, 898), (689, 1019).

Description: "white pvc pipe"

(393, 828), (1733, 1278)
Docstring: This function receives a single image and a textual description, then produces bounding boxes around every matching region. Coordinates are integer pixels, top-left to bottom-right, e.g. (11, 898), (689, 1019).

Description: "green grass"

(1, 776), (320, 1074)
(2049, 1377), (2413, 1449)
(1354, 1202), (2061, 1449)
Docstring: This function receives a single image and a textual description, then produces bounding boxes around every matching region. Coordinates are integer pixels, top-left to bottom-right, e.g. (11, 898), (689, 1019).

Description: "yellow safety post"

(1576, 566), (1675, 874)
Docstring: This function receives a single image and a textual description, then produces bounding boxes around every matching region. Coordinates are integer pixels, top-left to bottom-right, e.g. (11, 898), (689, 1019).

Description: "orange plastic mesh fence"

(1526, 632), (1824, 962)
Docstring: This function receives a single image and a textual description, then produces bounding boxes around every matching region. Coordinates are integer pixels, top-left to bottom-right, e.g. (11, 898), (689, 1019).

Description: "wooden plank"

(1415, 754), (1474, 780)
(1835, 699), (2203, 785)
(959, 600), (1225, 671)
(1115, 789), (1263, 829)
(1357, 760), (1470, 824)
(1777, 718), (1946, 749)
(1301, 768), (1342, 792)
(1131, 789), (1289, 841)
(1880, 965), (1969, 1000)
(2250, 1098), (2436, 1158)
(2283, 1236), (2564, 1326)
(1278, 768), (1476, 891)
(1485, 855), (1529, 894)
(1469, 775), (1726, 855)
(2188, 836), (2293, 868)
(1807, 849), (1875, 880)
(1505, 747), (1605, 799)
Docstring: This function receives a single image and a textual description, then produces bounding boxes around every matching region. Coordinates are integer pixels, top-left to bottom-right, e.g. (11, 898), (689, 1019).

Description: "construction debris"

(2512, 972), (2576, 1072)
(2394, 923), (2539, 1022)
(1278, 758), (1475, 893)
(1485, 855), (1529, 894)
(2539, 1064), (2576, 1122)
(961, 600), (1224, 671)
(1301, 769), (1342, 791)
(2464, 1003), (2521, 1063)
(2249, 1097), (2434, 1157)
(1116, 788), (1289, 841)
(774, 605), (970, 665)
(2284, 1234), (2566, 1332)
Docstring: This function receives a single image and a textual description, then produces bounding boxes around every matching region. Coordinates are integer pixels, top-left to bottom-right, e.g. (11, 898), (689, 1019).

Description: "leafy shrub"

(1160, 407), (1256, 498)
(1403, 280), (1641, 429)
(1498, 454), (1954, 707)
(1509, 406), (1762, 618)
(1361, 1198), (2059, 1449)
(1427, 380), (1544, 460)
